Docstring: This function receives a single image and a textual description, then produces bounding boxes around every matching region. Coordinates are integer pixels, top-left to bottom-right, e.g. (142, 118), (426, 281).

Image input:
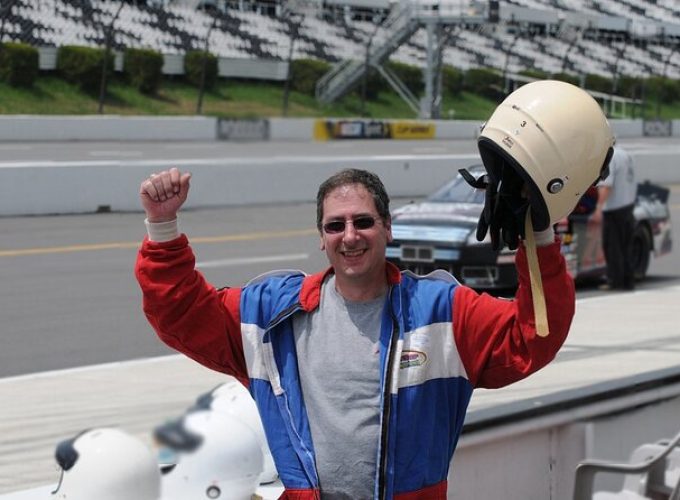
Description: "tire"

(632, 224), (652, 280)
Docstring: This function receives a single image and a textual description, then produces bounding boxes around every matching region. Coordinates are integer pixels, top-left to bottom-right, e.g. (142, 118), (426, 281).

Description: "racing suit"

(135, 234), (574, 499)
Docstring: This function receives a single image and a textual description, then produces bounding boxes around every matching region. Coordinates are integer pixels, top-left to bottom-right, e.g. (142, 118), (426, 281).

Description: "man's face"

(319, 183), (392, 291)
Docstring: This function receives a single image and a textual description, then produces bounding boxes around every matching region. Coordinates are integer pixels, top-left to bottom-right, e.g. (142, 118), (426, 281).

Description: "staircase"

(315, 4), (419, 104)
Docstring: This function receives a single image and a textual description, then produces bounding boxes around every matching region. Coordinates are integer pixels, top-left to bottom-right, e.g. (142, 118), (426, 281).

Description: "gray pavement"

(0, 137), (677, 164)
(0, 139), (480, 162)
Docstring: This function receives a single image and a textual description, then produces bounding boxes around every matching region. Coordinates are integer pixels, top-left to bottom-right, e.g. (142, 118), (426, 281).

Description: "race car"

(386, 165), (673, 290)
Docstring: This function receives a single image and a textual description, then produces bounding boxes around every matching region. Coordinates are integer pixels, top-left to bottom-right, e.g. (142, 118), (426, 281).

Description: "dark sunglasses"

(322, 216), (379, 234)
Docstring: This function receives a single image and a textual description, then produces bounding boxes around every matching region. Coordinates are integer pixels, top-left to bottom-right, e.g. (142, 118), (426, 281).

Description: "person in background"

(572, 186), (603, 270)
(593, 146), (637, 290)
(134, 167), (574, 500)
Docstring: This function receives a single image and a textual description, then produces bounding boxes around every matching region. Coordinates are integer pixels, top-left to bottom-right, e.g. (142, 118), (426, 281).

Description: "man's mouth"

(341, 249), (367, 258)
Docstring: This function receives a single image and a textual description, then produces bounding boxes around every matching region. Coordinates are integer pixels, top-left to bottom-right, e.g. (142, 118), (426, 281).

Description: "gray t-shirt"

(292, 275), (384, 499)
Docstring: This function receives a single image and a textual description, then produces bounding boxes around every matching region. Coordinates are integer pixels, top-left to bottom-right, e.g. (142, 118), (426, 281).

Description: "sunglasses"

(322, 216), (379, 234)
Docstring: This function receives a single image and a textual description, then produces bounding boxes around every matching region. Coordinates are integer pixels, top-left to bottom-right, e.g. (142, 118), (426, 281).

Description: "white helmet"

(478, 79), (614, 230)
(155, 410), (263, 500)
(51, 427), (161, 500)
(195, 381), (278, 484)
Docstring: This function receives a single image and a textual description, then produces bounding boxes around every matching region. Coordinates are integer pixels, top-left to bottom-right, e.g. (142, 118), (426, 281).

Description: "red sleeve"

(452, 238), (575, 389)
(134, 235), (249, 385)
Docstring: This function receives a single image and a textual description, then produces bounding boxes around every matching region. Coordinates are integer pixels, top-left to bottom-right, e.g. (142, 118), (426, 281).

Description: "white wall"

(449, 395), (680, 499)
(0, 116), (216, 142)
(37, 48), (288, 80)
(0, 153), (480, 215)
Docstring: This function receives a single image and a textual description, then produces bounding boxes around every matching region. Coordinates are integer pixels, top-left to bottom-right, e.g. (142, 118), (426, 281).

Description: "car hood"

(391, 202), (481, 244)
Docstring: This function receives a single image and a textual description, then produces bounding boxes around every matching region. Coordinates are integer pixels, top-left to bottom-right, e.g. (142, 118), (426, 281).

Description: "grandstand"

(0, 0), (678, 110)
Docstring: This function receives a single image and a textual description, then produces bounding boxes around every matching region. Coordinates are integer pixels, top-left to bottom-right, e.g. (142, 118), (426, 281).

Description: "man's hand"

(589, 206), (603, 225)
(139, 168), (191, 222)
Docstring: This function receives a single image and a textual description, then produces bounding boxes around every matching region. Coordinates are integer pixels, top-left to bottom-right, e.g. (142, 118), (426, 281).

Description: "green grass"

(648, 100), (680, 121)
(0, 76), (100, 114)
(0, 74), (496, 119)
(0, 74), (678, 120)
(441, 92), (498, 120)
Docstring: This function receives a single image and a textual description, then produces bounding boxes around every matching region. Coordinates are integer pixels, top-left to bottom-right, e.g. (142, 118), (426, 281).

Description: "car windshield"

(427, 170), (486, 204)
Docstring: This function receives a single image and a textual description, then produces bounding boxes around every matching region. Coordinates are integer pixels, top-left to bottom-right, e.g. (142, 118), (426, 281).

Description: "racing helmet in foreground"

(155, 410), (263, 500)
(51, 427), (161, 500)
(195, 381), (278, 484)
(477, 79), (614, 233)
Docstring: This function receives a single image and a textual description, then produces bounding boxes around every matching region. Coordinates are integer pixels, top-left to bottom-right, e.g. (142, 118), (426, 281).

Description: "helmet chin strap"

(524, 209), (549, 337)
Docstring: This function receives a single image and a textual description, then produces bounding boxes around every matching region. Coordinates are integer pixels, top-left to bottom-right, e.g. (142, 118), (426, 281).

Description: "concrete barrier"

(610, 119), (644, 138)
(0, 116), (217, 142)
(268, 117), (318, 141)
(0, 116), (675, 143)
(434, 120), (482, 140)
(0, 153), (481, 216)
(0, 116), (678, 216)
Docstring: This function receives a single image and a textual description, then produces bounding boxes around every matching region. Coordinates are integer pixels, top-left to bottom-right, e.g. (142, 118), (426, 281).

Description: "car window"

(427, 172), (486, 204)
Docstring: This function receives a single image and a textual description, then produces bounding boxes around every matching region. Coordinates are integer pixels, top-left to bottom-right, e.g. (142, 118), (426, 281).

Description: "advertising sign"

(389, 121), (436, 139)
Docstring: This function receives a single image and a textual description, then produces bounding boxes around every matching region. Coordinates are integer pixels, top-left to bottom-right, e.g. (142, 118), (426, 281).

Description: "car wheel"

(632, 224), (652, 280)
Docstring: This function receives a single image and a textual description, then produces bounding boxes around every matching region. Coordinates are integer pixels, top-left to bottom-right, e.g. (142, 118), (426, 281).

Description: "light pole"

(607, 33), (628, 118)
(502, 25), (523, 95)
(656, 37), (678, 119)
(430, 24), (456, 119)
(97, 2), (124, 114)
(196, 13), (218, 115)
(282, 10), (303, 117)
(559, 22), (589, 83)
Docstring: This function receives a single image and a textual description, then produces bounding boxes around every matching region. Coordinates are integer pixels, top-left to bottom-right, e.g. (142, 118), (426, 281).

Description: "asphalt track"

(0, 137), (679, 496)
(0, 136), (677, 164)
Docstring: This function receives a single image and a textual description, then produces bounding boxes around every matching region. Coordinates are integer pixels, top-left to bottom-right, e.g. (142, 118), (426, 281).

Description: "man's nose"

(342, 221), (360, 241)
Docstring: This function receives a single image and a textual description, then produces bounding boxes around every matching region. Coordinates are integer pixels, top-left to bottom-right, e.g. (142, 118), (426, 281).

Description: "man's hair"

(316, 168), (391, 231)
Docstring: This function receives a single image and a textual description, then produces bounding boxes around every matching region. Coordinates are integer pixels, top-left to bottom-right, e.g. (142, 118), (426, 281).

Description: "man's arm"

(452, 233), (575, 389)
(591, 184), (611, 224)
(135, 169), (249, 383)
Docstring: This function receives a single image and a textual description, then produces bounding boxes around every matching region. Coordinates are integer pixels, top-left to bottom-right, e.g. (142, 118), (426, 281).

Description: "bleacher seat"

(1, 0), (679, 82)
(573, 429), (680, 500)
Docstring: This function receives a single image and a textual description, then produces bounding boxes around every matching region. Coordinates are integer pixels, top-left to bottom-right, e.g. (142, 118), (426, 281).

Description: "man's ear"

(385, 217), (393, 243)
(319, 233), (325, 251)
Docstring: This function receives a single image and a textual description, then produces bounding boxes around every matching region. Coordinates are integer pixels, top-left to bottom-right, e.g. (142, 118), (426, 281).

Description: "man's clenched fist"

(139, 167), (191, 223)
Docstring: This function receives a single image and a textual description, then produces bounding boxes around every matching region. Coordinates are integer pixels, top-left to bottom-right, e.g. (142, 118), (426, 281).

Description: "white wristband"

(145, 218), (179, 242)
(533, 226), (555, 247)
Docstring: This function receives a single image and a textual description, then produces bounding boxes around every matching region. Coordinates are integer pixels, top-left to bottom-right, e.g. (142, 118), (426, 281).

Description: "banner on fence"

(643, 120), (672, 137)
(314, 119), (434, 140)
(389, 121), (435, 140)
(217, 119), (269, 141)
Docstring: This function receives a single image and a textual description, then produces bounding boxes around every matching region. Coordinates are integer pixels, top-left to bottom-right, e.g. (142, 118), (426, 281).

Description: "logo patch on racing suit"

(400, 350), (427, 369)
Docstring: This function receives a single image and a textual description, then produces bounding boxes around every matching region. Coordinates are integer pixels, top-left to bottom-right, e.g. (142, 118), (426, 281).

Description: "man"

(594, 146), (637, 290)
(135, 167), (574, 499)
